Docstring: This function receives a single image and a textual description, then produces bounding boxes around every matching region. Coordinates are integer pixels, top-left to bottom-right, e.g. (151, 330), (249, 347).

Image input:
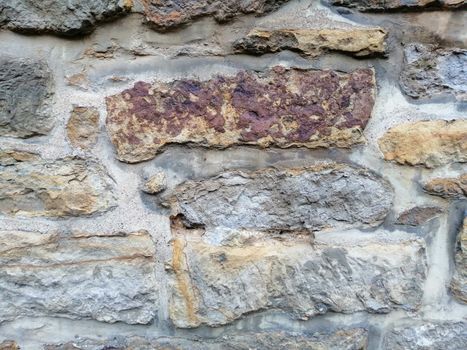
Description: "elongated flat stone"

(168, 230), (426, 327)
(106, 67), (376, 163)
(142, 0), (290, 31)
(423, 174), (467, 199)
(44, 329), (368, 349)
(378, 120), (467, 168)
(0, 0), (132, 36)
(0, 230), (157, 324)
(400, 44), (467, 100)
(331, 0), (466, 11)
(382, 321), (467, 350)
(234, 28), (387, 57)
(0, 58), (54, 138)
(0, 151), (116, 217)
(163, 164), (393, 235)
(451, 218), (467, 303)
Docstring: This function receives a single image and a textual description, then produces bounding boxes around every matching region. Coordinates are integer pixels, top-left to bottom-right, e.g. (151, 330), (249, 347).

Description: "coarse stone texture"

(142, 172), (167, 194)
(234, 28), (387, 58)
(395, 206), (443, 226)
(142, 0), (291, 31)
(0, 151), (116, 217)
(163, 164), (393, 235)
(0, 0), (132, 36)
(66, 106), (100, 150)
(331, 0), (466, 11)
(400, 44), (467, 100)
(450, 218), (467, 303)
(0, 230), (157, 324)
(44, 329), (368, 350)
(106, 67), (376, 163)
(168, 230), (426, 328)
(0, 341), (19, 350)
(423, 174), (467, 199)
(381, 321), (467, 349)
(0, 58), (54, 138)
(378, 120), (467, 168)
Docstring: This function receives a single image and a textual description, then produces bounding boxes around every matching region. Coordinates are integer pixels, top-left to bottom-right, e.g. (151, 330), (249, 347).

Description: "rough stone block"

(106, 67), (376, 163)
(142, 0), (291, 31)
(168, 229), (426, 327)
(0, 58), (54, 138)
(234, 28), (387, 57)
(382, 321), (467, 349)
(0, 151), (116, 217)
(163, 164), (393, 235)
(0, 230), (157, 324)
(423, 174), (467, 199)
(400, 44), (467, 100)
(0, 0), (132, 36)
(378, 120), (467, 168)
(395, 206), (443, 226)
(67, 106), (100, 150)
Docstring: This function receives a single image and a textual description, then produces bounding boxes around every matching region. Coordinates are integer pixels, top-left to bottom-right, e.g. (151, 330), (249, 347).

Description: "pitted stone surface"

(423, 174), (467, 199)
(106, 67), (376, 163)
(234, 28), (387, 58)
(163, 164), (393, 235)
(142, 0), (290, 31)
(382, 321), (467, 349)
(400, 44), (467, 100)
(44, 329), (368, 350)
(0, 230), (157, 324)
(0, 151), (116, 217)
(331, 0), (466, 11)
(168, 230), (426, 328)
(0, 58), (54, 138)
(451, 218), (467, 303)
(0, 0), (132, 36)
(378, 120), (467, 168)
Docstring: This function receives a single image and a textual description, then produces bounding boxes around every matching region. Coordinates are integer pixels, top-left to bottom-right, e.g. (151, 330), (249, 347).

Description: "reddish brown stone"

(106, 67), (376, 163)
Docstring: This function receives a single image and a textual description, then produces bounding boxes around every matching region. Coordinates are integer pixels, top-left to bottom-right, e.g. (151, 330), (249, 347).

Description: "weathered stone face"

(234, 28), (387, 58)
(450, 218), (467, 303)
(423, 174), (467, 199)
(106, 67), (376, 163)
(0, 58), (54, 138)
(0, 0), (131, 36)
(395, 206), (443, 226)
(163, 164), (393, 235)
(0, 230), (157, 324)
(168, 230), (426, 328)
(400, 44), (467, 100)
(66, 106), (100, 150)
(44, 329), (369, 350)
(378, 120), (467, 168)
(381, 321), (467, 350)
(0, 151), (116, 217)
(142, 0), (291, 31)
(331, 0), (466, 11)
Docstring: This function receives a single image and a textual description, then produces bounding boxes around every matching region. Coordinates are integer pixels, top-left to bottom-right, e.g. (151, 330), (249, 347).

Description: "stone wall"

(0, 0), (466, 349)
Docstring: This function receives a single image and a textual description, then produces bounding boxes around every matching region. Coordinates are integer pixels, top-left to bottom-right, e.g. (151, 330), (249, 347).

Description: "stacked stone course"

(0, 0), (466, 349)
